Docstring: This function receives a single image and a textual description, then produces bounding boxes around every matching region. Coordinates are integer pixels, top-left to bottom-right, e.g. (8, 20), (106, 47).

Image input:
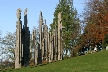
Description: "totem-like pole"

(15, 8), (22, 69)
(22, 8), (30, 67)
(38, 11), (43, 64)
(32, 29), (38, 65)
(58, 12), (64, 60)
(53, 28), (56, 61)
(43, 20), (48, 61)
(15, 8), (30, 68)
(49, 32), (52, 62)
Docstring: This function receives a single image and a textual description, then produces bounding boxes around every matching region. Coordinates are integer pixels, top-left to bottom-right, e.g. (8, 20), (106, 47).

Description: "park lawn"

(2, 50), (108, 72)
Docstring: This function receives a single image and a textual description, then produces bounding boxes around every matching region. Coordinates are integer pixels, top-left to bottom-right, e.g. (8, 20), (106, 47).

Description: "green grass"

(2, 50), (108, 72)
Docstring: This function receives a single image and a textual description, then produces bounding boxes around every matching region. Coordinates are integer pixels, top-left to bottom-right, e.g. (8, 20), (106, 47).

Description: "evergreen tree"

(50, 0), (80, 55)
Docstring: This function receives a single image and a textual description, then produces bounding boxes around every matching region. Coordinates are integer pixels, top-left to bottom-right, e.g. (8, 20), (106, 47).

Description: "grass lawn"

(1, 50), (108, 72)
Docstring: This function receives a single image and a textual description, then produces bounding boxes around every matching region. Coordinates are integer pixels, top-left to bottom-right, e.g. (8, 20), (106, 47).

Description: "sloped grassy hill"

(2, 50), (108, 72)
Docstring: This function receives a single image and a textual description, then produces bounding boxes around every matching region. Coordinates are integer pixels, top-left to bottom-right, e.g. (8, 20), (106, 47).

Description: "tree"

(82, 0), (108, 50)
(50, 0), (80, 56)
(0, 30), (3, 63)
(1, 32), (16, 62)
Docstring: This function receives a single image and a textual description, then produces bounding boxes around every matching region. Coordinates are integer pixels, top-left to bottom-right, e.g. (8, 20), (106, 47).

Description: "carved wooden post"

(57, 12), (65, 60)
(49, 32), (52, 62)
(48, 30), (50, 62)
(42, 23), (45, 61)
(22, 8), (30, 66)
(51, 34), (54, 61)
(15, 8), (22, 69)
(55, 25), (58, 61)
(39, 11), (43, 64)
(32, 29), (38, 65)
(46, 26), (48, 61)
(53, 29), (56, 61)
(44, 20), (48, 61)
(60, 31), (63, 60)
(15, 8), (30, 68)
(58, 12), (61, 60)
(42, 34), (44, 61)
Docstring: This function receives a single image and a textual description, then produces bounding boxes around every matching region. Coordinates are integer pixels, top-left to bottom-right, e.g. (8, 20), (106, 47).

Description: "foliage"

(0, 26), (39, 63)
(103, 34), (108, 47)
(82, 0), (108, 49)
(1, 32), (16, 62)
(50, 0), (80, 54)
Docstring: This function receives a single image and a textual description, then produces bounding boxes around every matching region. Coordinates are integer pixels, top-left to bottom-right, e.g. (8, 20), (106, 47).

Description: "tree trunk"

(70, 44), (84, 57)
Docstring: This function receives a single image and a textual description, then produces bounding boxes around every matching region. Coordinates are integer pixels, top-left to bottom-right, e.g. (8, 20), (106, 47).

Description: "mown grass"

(2, 50), (108, 72)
